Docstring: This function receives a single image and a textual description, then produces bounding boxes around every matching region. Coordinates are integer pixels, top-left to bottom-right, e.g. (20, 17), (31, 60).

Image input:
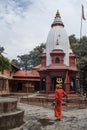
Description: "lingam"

(0, 97), (24, 130)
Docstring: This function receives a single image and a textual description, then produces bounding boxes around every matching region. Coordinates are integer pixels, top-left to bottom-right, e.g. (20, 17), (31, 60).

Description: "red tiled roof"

(13, 70), (40, 78)
(47, 64), (68, 70)
(33, 64), (42, 69)
(51, 49), (64, 54)
(12, 64), (20, 70)
(10, 78), (40, 81)
(38, 67), (47, 71)
(38, 64), (69, 71)
(46, 64), (78, 71)
(68, 66), (78, 71)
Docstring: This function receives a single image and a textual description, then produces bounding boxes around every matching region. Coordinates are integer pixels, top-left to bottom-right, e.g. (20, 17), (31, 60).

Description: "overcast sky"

(0, 0), (87, 60)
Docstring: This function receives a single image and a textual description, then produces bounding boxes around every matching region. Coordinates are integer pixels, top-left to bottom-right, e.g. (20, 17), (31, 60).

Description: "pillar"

(65, 71), (70, 93)
(46, 75), (50, 93)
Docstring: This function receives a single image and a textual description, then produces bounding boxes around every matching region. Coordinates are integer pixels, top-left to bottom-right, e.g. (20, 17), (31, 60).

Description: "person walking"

(54, 84), (67, 121)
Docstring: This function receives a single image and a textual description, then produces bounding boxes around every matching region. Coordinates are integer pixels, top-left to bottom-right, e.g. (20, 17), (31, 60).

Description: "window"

(55, 57), (60, 63)
(0, 79), (6, 90)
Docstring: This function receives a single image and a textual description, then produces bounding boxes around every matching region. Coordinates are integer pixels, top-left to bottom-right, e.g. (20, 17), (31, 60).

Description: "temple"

(0, 11), (79, 95)
(38, 10), (79, 94)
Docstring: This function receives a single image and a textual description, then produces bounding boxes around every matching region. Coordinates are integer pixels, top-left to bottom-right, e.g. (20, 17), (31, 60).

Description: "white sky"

(0, 0), (87, 60)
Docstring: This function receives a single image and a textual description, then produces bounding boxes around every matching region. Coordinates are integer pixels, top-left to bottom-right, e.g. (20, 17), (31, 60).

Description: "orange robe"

(54, 89), (67, 119)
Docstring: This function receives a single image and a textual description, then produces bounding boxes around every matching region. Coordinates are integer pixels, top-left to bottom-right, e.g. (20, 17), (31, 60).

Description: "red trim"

(9, 78), (40, 81)
(51, 23), (64, 28)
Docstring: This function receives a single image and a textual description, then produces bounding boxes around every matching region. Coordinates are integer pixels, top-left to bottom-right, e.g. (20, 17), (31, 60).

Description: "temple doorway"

(40, 77), (46, 92)
(17, 83), (22, 91)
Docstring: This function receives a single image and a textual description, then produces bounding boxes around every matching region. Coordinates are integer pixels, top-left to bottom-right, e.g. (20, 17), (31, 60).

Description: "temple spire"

(51, 10), (64, 28)
(55, 10), (60, 18)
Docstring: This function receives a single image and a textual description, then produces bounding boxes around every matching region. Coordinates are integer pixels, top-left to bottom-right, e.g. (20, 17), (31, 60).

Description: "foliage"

(69, 35), (87, 92)
(78, 37), (87, 91)
(0, 46), (5, 54)
(69, 34), (79, 53)
(11, 59), (20, 68)
(29, 43), (45, 67)
(69, 34), (78, 45)
(12, 43), (46, 70)
(17, 54), (31, 70)
(0, 46), (11, 73)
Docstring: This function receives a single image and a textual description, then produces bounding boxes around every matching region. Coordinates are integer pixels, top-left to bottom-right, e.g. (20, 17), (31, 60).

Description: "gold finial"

(55, 10), (60, 18)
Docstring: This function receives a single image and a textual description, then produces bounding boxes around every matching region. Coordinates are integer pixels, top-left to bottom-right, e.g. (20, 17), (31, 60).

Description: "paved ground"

(16, 103), (87, 130)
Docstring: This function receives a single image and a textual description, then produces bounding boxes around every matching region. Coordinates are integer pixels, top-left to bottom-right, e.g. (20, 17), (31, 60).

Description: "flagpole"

(80, 5), (86, 40)
(80, 6), (82, 40)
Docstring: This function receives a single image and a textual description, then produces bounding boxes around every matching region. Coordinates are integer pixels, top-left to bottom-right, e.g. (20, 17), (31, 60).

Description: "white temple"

(46, 10), (70, 66)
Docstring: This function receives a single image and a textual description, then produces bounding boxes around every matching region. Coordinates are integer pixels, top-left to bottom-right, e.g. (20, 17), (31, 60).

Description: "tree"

(29, 43), (46, 67)
(11, 59), (20, 68)
(77, 36), (87, 92)
(69, 34), (79, 53)
(0, 46), (11, 92)
(12, 43), (46, 70)
(0, 46), (11, 74)
(0, 46), (4, 54)
(69, 34), (78, 45)
(17, 54), (31, 70)
(69, 35), (87, 93)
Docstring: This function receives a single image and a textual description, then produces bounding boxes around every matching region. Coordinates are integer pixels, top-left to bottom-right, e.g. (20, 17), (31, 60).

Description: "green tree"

(29, 43), (46, 67)
(11, 59), (20, 68)
(69, 35), (87, 93)
(0, 46), (11, 74)
(12, 43), (46, 70)
(69, 34), (79, 53)
(0, 46), (4, 54)
(17, 54), (30, 70)
(78, 36), (87, 92)
(69, 34), (78, 45)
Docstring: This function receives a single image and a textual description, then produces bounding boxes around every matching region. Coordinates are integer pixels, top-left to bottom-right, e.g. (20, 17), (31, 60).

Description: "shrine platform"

(9, 92), (87, 110)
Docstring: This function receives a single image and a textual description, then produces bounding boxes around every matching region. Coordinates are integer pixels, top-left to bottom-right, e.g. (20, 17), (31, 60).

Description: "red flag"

(82, 5), (86, 20)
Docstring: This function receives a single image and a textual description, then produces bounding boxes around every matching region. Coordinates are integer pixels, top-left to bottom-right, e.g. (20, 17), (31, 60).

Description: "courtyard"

(13, 102), (87, 130)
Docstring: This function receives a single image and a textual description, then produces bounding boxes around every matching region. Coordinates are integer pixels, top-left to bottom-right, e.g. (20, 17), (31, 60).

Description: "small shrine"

(38, 11), (79, 94)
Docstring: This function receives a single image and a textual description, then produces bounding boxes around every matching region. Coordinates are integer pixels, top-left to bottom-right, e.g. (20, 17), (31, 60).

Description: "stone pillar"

(65, 71), (70, 93)
(6, 79), (9, 94)
(46, 75), (50, 93)
(75, 74), (80, 93)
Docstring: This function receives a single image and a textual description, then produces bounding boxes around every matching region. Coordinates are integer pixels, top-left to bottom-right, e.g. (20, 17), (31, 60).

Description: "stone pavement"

(14, 103), (87, 130)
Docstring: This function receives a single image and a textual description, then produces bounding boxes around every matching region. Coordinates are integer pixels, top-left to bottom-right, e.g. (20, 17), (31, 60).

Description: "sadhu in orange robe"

(54, 88), (67, 120)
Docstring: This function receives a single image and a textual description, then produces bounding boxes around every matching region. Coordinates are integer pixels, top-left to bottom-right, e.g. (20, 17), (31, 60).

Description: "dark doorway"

(40, 77), (46, 92)
(17, 83), (22, 91)
(35, 81), (40, 91)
